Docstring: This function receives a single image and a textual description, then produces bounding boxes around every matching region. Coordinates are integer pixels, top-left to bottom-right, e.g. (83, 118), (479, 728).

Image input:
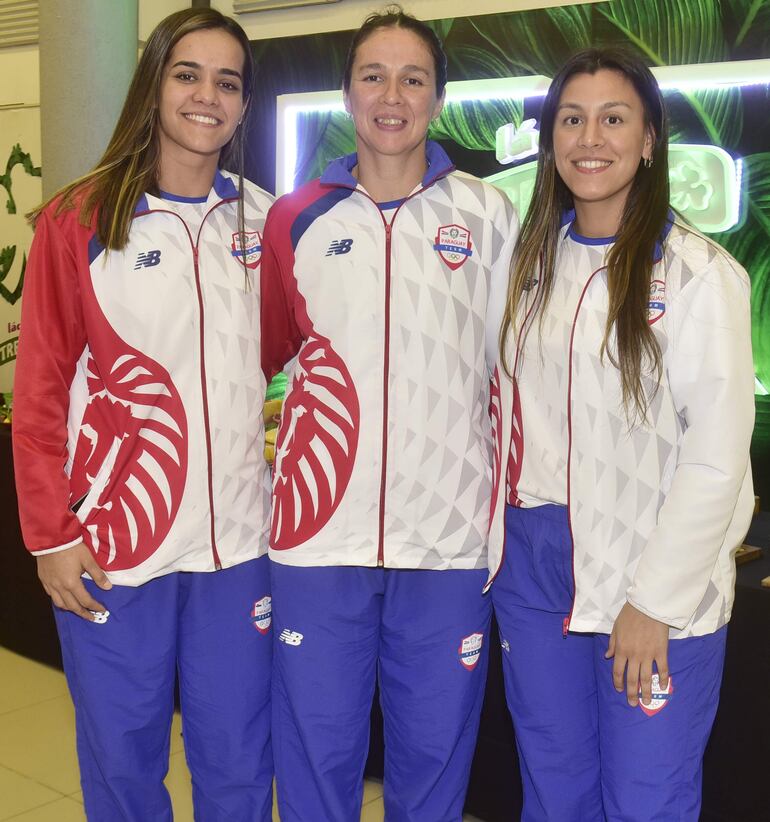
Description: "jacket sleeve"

(626, 248), (755, 629)
(260, 205), (303, 381)
(12, 208), (87, 555)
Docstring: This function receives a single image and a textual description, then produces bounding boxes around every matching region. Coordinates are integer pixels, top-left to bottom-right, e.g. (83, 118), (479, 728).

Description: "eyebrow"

(358, 62), (430, 75)
(557, 100), (632, 111)
(171, 60), (242, 79)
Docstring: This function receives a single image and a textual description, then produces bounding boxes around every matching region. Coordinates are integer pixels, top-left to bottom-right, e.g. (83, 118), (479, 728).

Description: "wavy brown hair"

(500, 48), (670, 423)
(28, 8), (254, 252)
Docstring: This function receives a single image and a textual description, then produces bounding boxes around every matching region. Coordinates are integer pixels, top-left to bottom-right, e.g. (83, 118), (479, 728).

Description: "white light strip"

(275, 59), (770, 195)
(652, 58), (770, 90)
(276, 76), (551, 194)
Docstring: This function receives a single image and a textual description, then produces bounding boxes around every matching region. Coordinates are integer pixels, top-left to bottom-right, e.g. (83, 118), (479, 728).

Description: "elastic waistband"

(504, 502), (568, 525)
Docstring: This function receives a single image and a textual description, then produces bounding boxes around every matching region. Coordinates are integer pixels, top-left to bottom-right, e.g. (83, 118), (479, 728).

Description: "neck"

(157, 148), (219, 198)
(354, 142), (428, 202)
(572, 197), (624, 239)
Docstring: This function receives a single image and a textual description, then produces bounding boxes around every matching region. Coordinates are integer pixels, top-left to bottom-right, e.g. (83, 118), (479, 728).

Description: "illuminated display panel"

(274, 58), (770, 399)
(275, 58), (770, 236)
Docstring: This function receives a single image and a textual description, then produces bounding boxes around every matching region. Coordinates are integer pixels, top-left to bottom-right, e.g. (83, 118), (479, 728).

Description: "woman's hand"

(37, 542), (112, 622)
(606, 601), (669, 707)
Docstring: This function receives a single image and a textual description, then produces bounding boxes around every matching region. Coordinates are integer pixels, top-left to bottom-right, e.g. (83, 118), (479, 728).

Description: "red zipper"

(342, 171), (452, 568)
(377, 221), (393, 567)
(135, 200), (237, 570)
(563, 264), (605, 636)
(191, 242), (221, 570)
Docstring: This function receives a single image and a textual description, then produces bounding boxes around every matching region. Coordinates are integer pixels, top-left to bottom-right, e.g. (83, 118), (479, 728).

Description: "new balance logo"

(279, 629), (304, 646)
(134, 250), (162, 269)
(326, 238), (353, 256)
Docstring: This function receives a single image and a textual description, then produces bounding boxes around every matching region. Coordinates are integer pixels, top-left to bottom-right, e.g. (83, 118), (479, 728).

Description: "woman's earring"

(644, 156), (653, 169)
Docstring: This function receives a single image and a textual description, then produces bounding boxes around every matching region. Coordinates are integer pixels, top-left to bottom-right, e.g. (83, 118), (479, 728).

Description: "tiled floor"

(0, 647), (481, 821)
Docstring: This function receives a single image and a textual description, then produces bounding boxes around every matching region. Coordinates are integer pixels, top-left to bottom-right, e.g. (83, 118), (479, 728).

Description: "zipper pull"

(562, 616), (569, 638)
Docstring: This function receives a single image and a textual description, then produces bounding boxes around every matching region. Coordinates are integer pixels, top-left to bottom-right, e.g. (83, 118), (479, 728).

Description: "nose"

(193, 78), (218, 106)
(577, 118), (603, 148)
(380, 77), (402, 105)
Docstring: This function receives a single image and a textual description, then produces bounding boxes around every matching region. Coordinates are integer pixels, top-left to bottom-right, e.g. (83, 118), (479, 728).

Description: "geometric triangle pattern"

(502, 221), (754, 638)
(269, 166), (517, 570)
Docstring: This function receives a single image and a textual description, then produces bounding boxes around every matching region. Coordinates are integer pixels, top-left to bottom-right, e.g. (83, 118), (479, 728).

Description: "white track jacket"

(487, 218), (755, 638)
(13, 172), (274, 586)
(261, 142), (518, 570)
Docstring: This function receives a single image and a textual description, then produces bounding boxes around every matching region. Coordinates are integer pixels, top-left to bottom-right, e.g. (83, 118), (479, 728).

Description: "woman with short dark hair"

(261, 6), (517, 819)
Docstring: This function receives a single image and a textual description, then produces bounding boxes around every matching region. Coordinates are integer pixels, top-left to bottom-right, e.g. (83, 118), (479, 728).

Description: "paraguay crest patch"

(639, 673), (673, 716)
(647, 279), (666, 325)
(434, 224), (473, 270)
(231, 231), (262, 269)
(251, 595), (272, 634)
(459, 632), (484, 670)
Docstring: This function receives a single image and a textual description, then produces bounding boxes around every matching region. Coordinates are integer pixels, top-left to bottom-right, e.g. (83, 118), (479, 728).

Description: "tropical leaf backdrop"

(246, 0), (770, 503)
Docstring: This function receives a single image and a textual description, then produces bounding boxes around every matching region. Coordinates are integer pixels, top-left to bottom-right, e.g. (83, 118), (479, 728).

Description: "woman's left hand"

(606, 602), (669, 707)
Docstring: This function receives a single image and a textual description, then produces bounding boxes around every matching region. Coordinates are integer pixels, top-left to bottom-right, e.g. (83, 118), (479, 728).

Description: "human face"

(553, 69), (654, 236)
(157, 28), (246, 173)
(343, 26), (444, 168)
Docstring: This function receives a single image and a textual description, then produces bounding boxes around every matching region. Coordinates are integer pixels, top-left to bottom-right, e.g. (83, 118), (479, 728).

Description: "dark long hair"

(29, 8), (254, 253)
(500, 48), (670, 423)
(342, 4), (447, 97)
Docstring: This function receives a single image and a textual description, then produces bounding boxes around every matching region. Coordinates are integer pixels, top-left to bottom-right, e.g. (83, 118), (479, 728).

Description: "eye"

(563, 115), (582, 126)
(218, 80), (241, 92)
(404, 77), (424, 86)
(606, 114), (623, 125)
(362, 74), (382, 83)
(175, 71), (196, 82)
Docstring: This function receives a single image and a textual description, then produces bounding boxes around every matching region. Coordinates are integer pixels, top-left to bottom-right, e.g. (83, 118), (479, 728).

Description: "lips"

(573, 159), (612, 170)
(375, 116), (406, 127)
(183, 112), (221, 126)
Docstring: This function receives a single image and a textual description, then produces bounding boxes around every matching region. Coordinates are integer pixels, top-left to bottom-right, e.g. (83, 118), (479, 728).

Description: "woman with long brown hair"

(486, 48), (754, 820)
(13, 9), (274, 820)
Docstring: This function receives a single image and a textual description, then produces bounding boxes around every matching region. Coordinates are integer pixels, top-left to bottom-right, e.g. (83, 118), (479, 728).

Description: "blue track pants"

(270, 562), (492, 822)
(54, 555), (273, 822)
(492, 504), (727, 822)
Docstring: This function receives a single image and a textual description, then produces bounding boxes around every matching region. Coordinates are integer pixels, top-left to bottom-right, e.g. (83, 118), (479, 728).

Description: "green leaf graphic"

(0, 245), (26, 305)
(1, 143), (41, 215)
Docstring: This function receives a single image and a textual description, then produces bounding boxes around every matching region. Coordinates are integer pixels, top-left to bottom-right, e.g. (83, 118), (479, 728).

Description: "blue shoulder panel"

(290, 187), (355, 251)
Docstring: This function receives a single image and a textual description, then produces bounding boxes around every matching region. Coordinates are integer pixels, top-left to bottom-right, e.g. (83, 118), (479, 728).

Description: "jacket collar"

(135, 169), (238, 214)
(320, 140), (455, 190)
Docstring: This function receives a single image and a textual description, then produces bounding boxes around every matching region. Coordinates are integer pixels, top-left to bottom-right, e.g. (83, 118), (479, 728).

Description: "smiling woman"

(12, 8), (275, 822)
(552, 69), (654, 237)
(260, 5), (519, 821)
(342, 24), (445, 199)
(491, 48), (754, 822)
(157, 28), (247, 195)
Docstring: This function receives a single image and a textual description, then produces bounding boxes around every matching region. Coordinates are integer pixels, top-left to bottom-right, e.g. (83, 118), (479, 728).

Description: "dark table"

(2, 422), (768, 820)
(0, 424), (62, 667)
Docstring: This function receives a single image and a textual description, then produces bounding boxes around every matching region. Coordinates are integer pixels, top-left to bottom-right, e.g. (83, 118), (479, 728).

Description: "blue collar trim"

(320, 140), (454, 190)
(213, 169), (238, 199)
(563, 209), (675, 258)
(378, 198), (406, 210)
(159, 190), (209, 204)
